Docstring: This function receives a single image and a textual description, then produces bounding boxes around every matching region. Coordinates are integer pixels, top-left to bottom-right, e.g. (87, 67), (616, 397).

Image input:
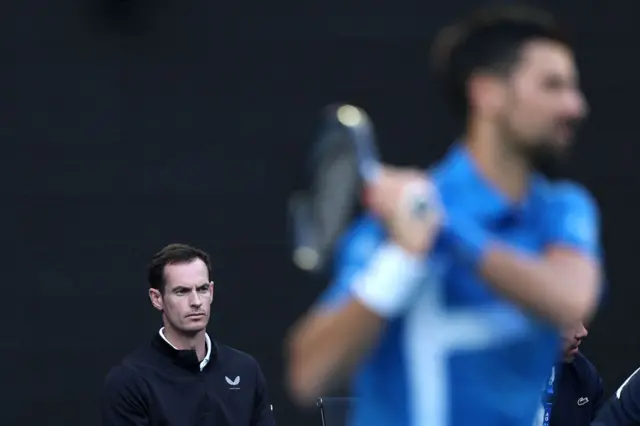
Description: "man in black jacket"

(592, 367), (640, 426)
(102, 243), (276, 426)
(535, 322), (604, 426)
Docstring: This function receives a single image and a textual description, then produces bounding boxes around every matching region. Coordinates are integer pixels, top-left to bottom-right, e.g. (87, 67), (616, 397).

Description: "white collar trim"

(159, 327), (212, 371)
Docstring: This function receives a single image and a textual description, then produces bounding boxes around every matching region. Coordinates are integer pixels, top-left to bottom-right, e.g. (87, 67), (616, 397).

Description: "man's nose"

(189, 291), (203, 307)
(576, 324), (588, 338)
(568, 91), (588, 120)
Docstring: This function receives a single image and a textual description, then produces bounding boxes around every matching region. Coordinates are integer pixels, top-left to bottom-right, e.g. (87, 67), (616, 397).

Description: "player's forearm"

(479, 245), (600, 326)
(287, 243), (426, 406)
(286, 300), (384, 406)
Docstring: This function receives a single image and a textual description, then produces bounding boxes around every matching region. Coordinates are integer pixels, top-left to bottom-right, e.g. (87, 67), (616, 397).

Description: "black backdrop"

(0, 0), (637, 425)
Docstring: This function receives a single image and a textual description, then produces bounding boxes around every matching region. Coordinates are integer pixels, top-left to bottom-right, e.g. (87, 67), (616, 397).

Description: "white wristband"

(350, 243), (426, 318)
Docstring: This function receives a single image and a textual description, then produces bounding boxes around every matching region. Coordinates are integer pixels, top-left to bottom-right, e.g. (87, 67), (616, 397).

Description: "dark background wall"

(0, 0), (636, 425)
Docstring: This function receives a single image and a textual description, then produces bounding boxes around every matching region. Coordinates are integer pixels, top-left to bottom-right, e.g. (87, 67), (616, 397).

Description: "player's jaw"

(512, 116), (581, 178)
(553, 119), (578, 147)
(551, 111), (584, 145)
(524, 142), (567, 179)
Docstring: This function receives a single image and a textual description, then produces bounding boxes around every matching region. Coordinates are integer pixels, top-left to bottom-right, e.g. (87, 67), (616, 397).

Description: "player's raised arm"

(481, 183), (601, 325)
(448, 183), (602, 327)
(286, 170), (440, 406)
(368, 167), (602, 328)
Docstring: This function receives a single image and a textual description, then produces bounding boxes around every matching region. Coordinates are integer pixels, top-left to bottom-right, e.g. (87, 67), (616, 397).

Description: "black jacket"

(101, 333), (276, 426)
(593, 367), (640, 426)
(550, 352), (604, 426)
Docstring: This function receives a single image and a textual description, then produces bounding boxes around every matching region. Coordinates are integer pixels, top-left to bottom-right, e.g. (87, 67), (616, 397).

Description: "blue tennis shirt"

(318, 144), (601, 426)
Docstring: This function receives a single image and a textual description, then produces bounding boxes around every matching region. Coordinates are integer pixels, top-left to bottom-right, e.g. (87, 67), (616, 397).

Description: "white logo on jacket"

(225, 376), (240, 388)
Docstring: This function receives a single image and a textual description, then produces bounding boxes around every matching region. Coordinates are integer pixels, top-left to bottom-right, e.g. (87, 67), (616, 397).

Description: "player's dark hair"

(431, 4), (569, 119)
(147, 243), (212, 293)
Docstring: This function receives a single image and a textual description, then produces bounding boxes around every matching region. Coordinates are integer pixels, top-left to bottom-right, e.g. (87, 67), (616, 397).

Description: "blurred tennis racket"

(289, 104), (431, 274)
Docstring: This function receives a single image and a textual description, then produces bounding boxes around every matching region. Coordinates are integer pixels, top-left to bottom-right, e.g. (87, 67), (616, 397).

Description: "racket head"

(289, 104), (378, 274)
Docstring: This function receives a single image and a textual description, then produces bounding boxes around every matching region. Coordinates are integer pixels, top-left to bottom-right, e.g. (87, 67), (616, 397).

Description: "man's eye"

(175, 290), (187, 295)
(543, 75), (577, 92)
(544, 78), (563, 90)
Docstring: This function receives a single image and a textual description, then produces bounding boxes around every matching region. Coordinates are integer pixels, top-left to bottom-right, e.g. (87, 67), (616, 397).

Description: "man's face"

(499, 40), (587, 175)
(561, 322), (588, 362)
(149, 258), (213, 335)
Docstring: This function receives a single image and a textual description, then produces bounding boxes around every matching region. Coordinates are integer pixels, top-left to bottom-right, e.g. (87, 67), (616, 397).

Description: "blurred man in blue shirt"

(287, 5), (603, 426)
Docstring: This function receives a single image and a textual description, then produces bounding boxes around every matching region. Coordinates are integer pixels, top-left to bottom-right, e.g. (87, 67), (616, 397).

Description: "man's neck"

(161, 326), (208, 361)
(466, 121), (531, 201)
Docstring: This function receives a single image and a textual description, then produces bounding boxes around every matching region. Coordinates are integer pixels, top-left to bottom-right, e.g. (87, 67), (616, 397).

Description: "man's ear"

(209, 281), (215, 304)
(149, 288), (164, 312)
(468, 72), (506, 118)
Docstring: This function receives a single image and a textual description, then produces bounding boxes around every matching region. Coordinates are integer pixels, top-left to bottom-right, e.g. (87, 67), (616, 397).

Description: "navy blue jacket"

(101, 334), (275, 426)
(550, 352), (604, 426)
(593, 367), (640, 426)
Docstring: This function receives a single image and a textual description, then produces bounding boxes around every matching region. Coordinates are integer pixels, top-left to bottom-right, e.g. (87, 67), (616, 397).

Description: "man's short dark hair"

(431, 4), (569, 118)
(147, 243), (212, 293)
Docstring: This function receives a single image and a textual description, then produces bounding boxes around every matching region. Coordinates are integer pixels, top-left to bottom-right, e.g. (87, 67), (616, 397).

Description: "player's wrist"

(350, 243), (426, 318)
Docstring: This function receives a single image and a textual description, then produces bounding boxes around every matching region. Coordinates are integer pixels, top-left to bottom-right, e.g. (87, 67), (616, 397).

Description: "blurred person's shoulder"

(535, 178), (597, 207)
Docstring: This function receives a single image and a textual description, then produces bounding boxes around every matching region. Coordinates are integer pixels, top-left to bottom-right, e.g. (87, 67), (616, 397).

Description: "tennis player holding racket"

(286, 4), (604, 426)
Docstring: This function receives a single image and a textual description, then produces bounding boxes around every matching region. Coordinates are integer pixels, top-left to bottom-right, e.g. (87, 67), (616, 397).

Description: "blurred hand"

(365, 165), (442, 254)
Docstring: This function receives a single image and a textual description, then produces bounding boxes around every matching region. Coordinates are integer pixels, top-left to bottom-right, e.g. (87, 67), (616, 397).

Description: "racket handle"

(361, 161), (382, 184)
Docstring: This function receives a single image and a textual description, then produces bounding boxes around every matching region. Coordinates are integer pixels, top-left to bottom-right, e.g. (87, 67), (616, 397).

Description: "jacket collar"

(153, 327), (217, 372)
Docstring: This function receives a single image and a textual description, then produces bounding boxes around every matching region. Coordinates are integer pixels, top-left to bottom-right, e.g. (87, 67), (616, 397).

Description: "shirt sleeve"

(314, 214), (385, 310)
(615, 367), (640, 422)
(593, 367), (640, 426)
(546, 182), (601, 259)
(101, 365), (149, 426)
(250, 361), (276, 426)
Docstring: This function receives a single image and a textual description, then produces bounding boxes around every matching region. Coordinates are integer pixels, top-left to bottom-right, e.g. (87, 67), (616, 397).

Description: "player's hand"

(365, 165), (442, 254)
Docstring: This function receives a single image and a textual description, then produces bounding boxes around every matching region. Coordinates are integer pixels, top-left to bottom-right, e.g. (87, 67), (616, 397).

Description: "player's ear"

(149, 288), (164, 312)
(468, 73), (506, 117)
(209, 281), (215, 303)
